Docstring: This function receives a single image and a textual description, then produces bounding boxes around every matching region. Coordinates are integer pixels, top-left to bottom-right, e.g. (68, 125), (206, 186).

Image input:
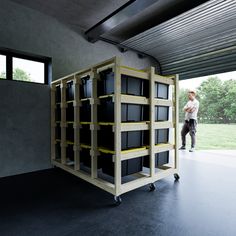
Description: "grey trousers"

(181, 119), (197, 148)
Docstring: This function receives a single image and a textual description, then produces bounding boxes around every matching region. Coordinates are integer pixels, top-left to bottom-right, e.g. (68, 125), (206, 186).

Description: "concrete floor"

(0, 150), (236, 236)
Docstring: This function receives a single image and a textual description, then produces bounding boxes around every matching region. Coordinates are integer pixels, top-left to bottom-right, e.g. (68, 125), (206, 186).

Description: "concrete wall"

(0, 0), (153, 177)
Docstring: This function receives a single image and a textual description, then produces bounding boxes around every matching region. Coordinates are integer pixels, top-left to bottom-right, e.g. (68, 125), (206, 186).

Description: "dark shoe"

(189, 148), (195, 152)
(179, 146), (186, 150)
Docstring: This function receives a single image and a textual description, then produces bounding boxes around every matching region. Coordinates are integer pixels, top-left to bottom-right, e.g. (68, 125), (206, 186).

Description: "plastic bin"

(155, 128), (169, 144)
(67, 144), (74, 161)
(80, 75), (92, 98)
(55, 123), (61, 140)
(98, 126), (148, 150)
(143, 151), (169, 168)
(98, 97), (149, 122)
(66, 103), (74, 121)
(80, 124), (91, 145)
(98, 69), (149, 97)
(80, 148), (102, 168)
(66, 124), (74, 142)
(100, 153), (143, 177)
(155, 82), (169, 99)
(55, 104), (61, 121)
(80, 101), (91, 122)
(66, 81), (74, 101)
(55, 142), (61, 159)
(155, 106), (169, 121)
(55, 85), (61, 103)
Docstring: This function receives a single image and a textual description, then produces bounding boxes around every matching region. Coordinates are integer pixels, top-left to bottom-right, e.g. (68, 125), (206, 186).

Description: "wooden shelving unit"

(51, 57), (179, 205)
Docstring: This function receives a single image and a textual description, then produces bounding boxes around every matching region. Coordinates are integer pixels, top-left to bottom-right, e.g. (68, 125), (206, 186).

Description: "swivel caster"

(149, 183), (156, 191)
(114, 196), (122, 206)
(174, 173), (180, 181)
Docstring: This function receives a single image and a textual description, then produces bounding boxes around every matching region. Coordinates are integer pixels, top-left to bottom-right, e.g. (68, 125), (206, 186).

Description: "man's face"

(188, 92), (195, 100)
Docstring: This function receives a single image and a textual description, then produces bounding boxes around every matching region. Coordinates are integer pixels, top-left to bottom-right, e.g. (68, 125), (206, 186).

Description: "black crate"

(66, 103), (74, 121)
(80, 124), (91, 145)
(66, 124), (74, 142)
(143, 151), (169, 168)
(100, 153), (143, 177)
(155, 129), (169, 144)
(55, 142), (61, 159)
(55, 104), (61, 121)
(80, 148), (102, 169)
(155, 82), (169, 99)
(155, 106), (169, 121)
(80, 75), (92, 99)
(80, 101), (91, 122)
(98, 69), (149, 97)
(66, 81), (74, 101)
(98, 126), (148, 150)
(55, 123), (61, 140)
(55, 85), (61, 103)
(67, 144), (74, 161)
(98, 97), (149, 122)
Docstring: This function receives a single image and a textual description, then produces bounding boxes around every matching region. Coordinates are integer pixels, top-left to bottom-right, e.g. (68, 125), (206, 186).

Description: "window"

(0, 55), (6, 79)
(0, 48), (51, 84)
(13, 57), (45, 83)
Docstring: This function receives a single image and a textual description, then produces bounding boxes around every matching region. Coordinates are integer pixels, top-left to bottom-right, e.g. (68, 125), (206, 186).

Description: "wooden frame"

(51, 57), (179, 200)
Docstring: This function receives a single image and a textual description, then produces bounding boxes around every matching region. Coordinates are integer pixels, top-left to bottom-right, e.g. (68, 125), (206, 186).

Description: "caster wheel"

(149, 183), (156, 191)
(174, 173), (180, 181)
(114, 196), (122, 206)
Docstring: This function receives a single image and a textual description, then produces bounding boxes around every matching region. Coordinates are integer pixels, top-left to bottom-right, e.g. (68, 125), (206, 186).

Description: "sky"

(0, 55), (44, 83)
(179, 71), (236, 90)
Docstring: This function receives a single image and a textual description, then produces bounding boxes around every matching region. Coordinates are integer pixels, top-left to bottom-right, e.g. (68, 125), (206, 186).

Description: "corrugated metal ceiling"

(121, 0), (236, 79)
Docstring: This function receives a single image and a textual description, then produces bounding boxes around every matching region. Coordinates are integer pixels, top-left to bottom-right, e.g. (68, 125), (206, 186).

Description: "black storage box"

(80, 75), (92, 98)
(80, 101), (91, 122)
(55, 124), (61, 140)
(55, 142), (61, 159)
(66, 81), (74, 101)
(155, 82), (169, 99)
(143, 151), (169, 168)
(98, 69), (149, 97)
(98, 97), (149, 122)
(80, 148), (102, 169)
(155, 128), (169, 144)
(67, 144), (74, 161)
(66, 124), (74, 142)
(80, 124), (91, 145)
(155, 106), (169, 121)
(55, 104), (61, 121)
(98, 126), (148, 150)
(66, 103), (74, 121)
(100, 153), (143, 177)
(55, 85), (61, 103)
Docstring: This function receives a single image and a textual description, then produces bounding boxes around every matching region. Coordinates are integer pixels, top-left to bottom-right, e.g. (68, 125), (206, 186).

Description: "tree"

(197, 77), (224, 123)
(0, 71), (6, 79)
(178, 88), (189, 122)
(13, 68), (33, 82)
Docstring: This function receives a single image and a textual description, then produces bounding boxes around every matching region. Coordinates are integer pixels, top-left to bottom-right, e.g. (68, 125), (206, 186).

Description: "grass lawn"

(178, 123), (236, 150)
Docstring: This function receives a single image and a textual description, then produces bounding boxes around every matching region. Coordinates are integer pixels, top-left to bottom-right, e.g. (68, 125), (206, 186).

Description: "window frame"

(0, 47), (51, 84)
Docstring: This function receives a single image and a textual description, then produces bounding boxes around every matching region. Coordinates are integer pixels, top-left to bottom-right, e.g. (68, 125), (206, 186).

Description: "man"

(179, 89), (199, 152)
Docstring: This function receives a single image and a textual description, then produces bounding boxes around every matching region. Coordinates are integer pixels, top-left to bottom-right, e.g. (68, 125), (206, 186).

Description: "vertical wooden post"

(51, 84), (56, 161)
(91, 69), (98, 179)
(74, 75), (81, 170)
(174, 74), (179, 171)
(61, 80), (67, 165)
(149, 67), (155, 178)
(114, 57), (122, 196)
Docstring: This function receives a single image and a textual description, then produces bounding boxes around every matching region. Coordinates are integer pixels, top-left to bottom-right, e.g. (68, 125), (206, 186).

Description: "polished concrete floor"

(0, 151), (236, 236)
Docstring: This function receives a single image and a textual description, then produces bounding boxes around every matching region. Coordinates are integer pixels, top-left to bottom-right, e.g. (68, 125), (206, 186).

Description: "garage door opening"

(179, 71), (236, 167)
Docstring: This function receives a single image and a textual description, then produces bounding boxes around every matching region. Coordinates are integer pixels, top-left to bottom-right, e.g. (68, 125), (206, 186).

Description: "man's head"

(188, 89), (196, 100)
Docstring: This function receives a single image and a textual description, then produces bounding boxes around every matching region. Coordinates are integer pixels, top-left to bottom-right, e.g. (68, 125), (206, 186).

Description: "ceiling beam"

(85, 0), (159, 43)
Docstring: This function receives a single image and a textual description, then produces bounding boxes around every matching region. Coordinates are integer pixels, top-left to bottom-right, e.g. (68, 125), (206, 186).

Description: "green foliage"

(179, 76), (236, 124)
(13, 68), (33, 82)
(0, 71), (6, 79)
